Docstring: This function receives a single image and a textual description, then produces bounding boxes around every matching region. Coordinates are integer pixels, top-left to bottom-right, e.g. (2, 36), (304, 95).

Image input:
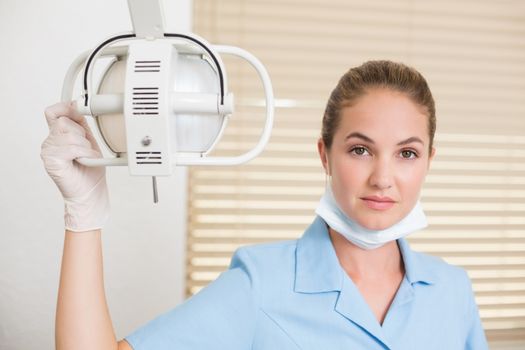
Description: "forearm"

(55, 230), (117, 350)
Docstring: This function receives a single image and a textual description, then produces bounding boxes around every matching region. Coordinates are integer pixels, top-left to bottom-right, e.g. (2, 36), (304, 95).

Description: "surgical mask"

(315, 185), (428, 250)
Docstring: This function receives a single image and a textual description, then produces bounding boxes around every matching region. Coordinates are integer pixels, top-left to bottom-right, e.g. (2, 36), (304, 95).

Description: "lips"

(360, 195), (396, 210)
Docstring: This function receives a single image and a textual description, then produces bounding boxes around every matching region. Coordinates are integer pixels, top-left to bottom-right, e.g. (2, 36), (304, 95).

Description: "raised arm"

(41, 102), (131, 350)
(56, 229), (118, 349)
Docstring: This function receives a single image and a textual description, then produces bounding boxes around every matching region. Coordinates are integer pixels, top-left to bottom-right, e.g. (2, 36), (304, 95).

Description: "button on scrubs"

(126, 216), (488, 350)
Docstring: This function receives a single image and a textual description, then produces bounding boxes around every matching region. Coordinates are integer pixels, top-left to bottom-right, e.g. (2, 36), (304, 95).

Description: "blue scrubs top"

(126, 216), (488, 349)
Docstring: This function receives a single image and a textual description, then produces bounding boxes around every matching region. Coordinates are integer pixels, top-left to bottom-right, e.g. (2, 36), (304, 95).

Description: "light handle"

(75, 92), (234, 116)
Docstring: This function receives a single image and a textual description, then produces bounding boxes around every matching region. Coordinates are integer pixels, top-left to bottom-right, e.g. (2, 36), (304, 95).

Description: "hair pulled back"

(321, 60), (436, 152)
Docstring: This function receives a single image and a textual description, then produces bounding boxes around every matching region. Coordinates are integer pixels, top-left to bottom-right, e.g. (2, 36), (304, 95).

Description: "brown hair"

(321, 60), (436, 153)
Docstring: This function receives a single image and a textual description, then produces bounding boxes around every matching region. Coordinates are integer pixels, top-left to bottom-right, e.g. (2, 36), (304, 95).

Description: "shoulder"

(407, 247), (478, 319)
(408, 248), (475, 307)
(230, 239), (298, 271)
(400, 238), (471, 288)
(407, 248), (487, 345)
(413, 249), (470, 284)
(229, 240), (299, 295)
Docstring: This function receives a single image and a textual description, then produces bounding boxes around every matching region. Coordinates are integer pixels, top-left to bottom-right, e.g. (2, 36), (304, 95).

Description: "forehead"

(336, 89), (429, 144)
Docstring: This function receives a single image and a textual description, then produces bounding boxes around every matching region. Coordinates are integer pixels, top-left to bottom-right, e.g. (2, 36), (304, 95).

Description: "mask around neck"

(315, 186), (428, 250)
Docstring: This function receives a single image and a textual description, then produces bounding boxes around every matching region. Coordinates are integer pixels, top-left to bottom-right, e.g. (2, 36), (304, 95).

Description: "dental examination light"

(62, 0), (274, 202)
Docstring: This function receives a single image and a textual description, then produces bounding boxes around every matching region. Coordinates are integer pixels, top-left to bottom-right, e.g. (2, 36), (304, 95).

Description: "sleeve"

(463, 272), (489, 350)
(125, 247), (260, 350)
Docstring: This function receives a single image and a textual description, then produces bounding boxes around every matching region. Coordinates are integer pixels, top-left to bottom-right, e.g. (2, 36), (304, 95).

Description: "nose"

(368, 158), (393, 190)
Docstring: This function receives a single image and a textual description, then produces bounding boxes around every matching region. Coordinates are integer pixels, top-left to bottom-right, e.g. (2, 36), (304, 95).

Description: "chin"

(357, 216), (398, 231)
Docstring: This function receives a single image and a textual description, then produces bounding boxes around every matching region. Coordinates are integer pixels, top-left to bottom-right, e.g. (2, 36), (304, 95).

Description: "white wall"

(0, 0), (191, 348)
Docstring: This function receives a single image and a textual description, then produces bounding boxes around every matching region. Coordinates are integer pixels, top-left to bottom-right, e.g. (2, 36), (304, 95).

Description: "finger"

(44, 102), (73, 127)
(83, 127), (103, 153)
(71, 145), (102, 160)
(45, 102), (104, 153)
(41, 143), (101, 163)
(44, 101), (88, 128)
(53, 116), (103, 154)
(66, 101), (92, 125)
(50, 132), (93, 149)
(50, 116), (87, 138)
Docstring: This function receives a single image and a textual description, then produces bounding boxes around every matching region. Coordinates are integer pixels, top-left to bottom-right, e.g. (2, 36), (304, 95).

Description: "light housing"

(60, 0), (274, 200)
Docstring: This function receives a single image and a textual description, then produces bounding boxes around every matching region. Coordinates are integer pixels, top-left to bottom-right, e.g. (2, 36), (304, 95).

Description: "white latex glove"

(40, 102), (110, 232)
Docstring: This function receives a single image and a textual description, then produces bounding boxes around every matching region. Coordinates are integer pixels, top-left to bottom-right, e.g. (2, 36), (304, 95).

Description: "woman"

(41, 60), (488, 349)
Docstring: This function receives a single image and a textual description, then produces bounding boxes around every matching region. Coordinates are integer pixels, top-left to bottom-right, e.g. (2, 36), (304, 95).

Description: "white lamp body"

(64, 37), (272, 170)
(124, 40), (174, 176)
(61, 1), (273, 173)
(96, 43), (226, 162)
(59, 0), (273, 202)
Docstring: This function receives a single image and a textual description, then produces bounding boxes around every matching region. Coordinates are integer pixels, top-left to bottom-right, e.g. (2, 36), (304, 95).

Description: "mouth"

(360, 196), (396, 210)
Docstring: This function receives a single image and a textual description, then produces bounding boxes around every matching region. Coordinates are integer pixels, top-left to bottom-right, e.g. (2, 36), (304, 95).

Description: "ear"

(317, 138), (330, 175)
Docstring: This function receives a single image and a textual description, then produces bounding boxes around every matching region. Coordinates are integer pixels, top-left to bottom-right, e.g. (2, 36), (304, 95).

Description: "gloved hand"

(40, 102), (110, 232)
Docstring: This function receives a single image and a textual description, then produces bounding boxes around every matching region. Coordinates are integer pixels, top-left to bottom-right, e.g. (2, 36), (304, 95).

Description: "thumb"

(69, 101), (103, 154)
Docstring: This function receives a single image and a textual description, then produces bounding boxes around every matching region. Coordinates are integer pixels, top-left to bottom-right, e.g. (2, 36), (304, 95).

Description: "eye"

(350, 146), (370, 156)
(400, 149), (418, 159)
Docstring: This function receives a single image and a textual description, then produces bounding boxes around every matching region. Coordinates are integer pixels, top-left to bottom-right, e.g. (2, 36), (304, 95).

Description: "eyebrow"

(345, 132), (424, 146)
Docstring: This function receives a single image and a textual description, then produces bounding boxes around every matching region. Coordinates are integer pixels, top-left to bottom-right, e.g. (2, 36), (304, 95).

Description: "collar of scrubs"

(295, 216), (436, 293)
(294, 216), (437, 347)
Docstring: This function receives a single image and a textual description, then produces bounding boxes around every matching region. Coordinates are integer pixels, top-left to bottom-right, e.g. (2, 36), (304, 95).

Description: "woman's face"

(318, 88), (435, 230)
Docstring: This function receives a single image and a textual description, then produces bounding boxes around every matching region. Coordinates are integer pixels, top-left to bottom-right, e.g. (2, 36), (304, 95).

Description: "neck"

(328, 228), (404, 281)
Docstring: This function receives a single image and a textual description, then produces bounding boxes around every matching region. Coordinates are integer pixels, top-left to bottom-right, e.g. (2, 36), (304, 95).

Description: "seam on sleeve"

(233, 247), (262, 305)
(231, 247), (262, 348)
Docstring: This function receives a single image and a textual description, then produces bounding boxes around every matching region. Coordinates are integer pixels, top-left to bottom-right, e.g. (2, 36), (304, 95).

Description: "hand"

(40, 102), (110, 232)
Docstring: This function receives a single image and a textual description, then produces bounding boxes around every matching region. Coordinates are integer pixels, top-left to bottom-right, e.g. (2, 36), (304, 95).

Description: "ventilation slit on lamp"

(61, 0), (274, 203)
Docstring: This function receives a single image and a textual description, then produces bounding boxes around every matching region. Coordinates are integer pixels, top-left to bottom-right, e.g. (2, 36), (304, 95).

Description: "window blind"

(190, 0), (525, 342)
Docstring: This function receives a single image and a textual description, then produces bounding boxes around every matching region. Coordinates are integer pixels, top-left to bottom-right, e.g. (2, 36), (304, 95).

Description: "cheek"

(396, 164), (428, 196)
(333, 160), (368, 187)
